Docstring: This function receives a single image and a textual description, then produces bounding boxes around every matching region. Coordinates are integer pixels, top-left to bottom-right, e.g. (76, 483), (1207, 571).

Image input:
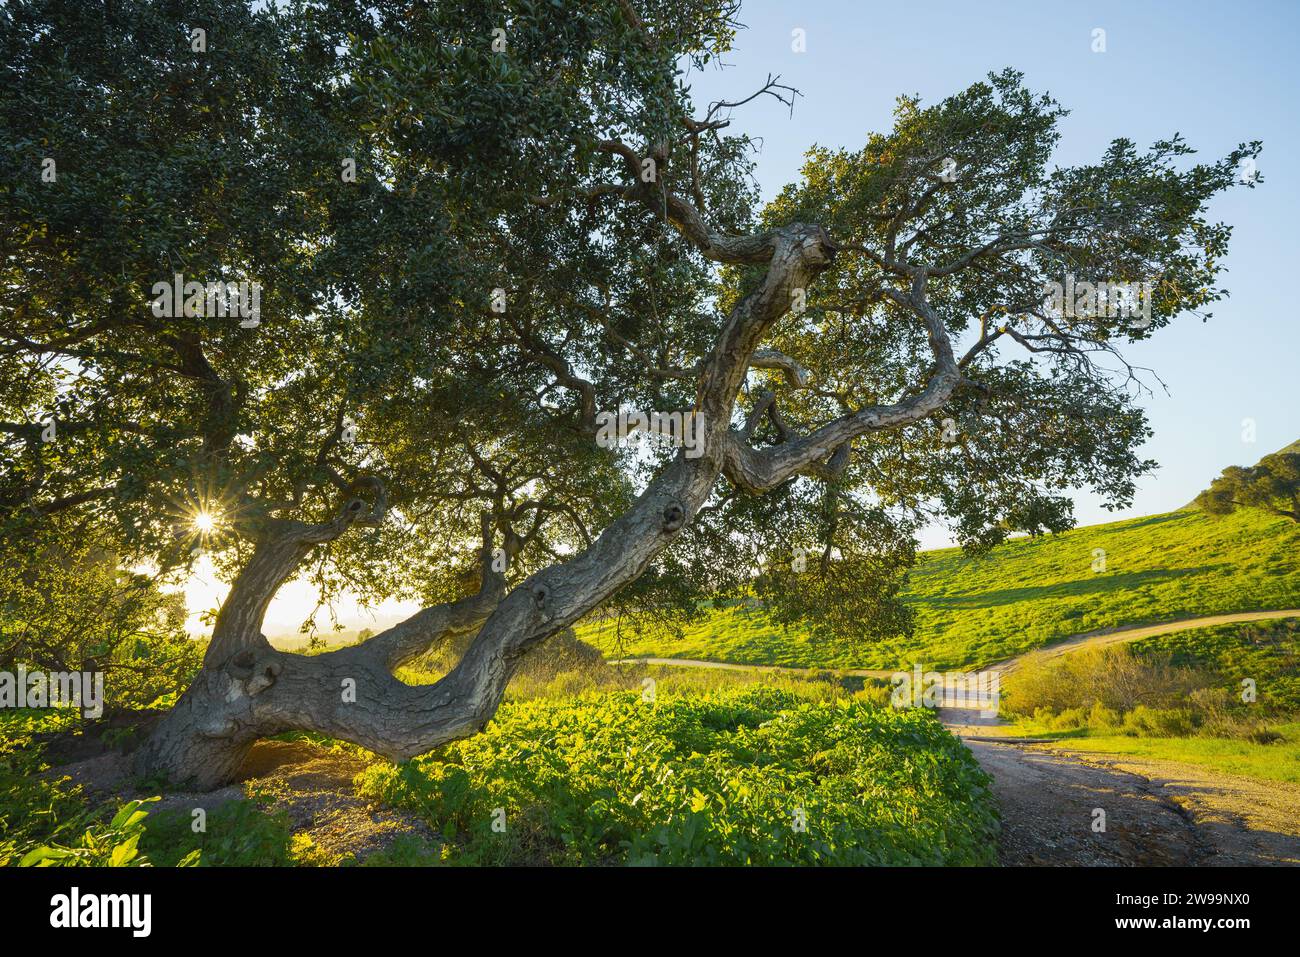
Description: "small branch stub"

(661, 501), (686, 533)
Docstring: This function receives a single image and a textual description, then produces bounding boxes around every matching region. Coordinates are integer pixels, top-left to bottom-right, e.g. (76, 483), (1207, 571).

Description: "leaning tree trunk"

(133, 220), (957, 791)
(132, 521), (510, 789)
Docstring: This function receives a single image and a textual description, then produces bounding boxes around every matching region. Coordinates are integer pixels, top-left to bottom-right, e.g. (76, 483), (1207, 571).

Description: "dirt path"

(609, 609), (1300, 678)
(963, 741), (1199, 865)
(987, 608), (1300, 676)
(963, 740), (1300, 866)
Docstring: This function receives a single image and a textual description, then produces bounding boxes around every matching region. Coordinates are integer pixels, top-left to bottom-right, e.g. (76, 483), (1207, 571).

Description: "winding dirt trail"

(963, 740), (1300, 866)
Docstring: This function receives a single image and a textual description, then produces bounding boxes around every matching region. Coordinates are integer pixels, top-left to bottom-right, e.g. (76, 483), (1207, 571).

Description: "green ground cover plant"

(354, 687), (998, 866)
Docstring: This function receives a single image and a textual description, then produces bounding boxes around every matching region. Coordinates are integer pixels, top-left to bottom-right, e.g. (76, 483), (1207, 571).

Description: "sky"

(187, 0), (1300, 634)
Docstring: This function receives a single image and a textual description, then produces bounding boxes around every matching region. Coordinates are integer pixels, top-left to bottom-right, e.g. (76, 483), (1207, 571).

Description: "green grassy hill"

(579, 507), (1300, 671)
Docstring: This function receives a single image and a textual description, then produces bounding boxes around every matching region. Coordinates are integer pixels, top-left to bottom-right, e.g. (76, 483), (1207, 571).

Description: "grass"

(141, 800), (298, 867)
(578, 508), (1300, 670)
(1003, 722), (1300, 784)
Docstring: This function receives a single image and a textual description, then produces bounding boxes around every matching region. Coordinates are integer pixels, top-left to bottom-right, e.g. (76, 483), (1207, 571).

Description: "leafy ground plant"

(17, 798), (198, 868)
(355, 687), (998, 866)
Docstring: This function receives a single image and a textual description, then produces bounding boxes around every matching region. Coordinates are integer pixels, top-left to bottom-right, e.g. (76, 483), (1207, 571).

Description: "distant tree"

(1195, 451), (1300, 524)
(2, 0), (1260, 786)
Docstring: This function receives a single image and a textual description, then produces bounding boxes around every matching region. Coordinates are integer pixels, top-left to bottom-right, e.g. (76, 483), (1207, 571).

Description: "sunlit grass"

(1018, 722), (1300, 784)
(579, 508), (1300, 670)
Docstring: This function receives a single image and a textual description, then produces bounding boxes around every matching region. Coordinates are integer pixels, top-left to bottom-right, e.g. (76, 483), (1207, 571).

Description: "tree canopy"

(1196, 448), (1300, 524)
(0, 0), (1260, 785)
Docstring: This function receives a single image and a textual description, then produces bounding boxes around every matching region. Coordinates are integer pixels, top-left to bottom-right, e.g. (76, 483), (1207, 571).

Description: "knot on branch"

(661, 501), (686, 533)
(532, 583), (551, 614)
(197, 716), (238, 738)
(227, 649), (282, 697)
(343, 475), (387, 528)
(797, 225), (839, 270)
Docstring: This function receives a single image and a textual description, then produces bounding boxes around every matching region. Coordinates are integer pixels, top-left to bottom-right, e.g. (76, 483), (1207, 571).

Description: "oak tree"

(1, 0), (1259, 785)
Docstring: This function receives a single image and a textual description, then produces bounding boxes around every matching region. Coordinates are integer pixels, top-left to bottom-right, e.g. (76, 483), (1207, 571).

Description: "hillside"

(578, 507), (1300, 671)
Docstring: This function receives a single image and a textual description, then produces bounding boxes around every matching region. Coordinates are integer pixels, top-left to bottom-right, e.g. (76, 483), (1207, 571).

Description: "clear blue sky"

(685, 0), (1300, 547)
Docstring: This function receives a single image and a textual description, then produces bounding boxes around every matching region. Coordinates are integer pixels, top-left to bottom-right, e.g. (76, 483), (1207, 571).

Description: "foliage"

(0, 770), (88, 866)
(1129, 618), (1300, 714)
(0, 523), (201, 710)
(1195, 447), (1300, 524)
(1001, 646), (1209, 717)
(0, 709), (101, 865)
(1, 0), (1262, 666)
(0, 0), (731, 610)
(1001, 619), (1299, 755)
(355, 687), (998, 866)
(356, 833), (443, 867)
(0, 708), (293, 867)
(140, 800), (295, 867)
(14, 797), (198, 867)
(1004, 619), (1300, 723)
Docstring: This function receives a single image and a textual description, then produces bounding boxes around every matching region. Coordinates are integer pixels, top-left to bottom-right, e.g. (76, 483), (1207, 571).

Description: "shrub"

(1133, 619), (1300, 715)
(855, 681), (893, 708)
(1003, 646), (1208, 717)
(1060, 707), (1091, 730)
(1121, 706), (1194, 738)
(1087, 701), (1121, 729)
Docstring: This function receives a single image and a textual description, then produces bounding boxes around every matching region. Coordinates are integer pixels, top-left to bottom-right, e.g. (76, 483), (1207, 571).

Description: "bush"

(855, 680), (893, 708)
(1121, 706), (1195, 738)
(1004, 646), (1209, 718)
(1005, 623), (1300, 741)
(1045, 707), (1088, 730)
(1087, 701), (1121, 729)
(355, 687), (998, 866)
(1133, 619), (1300, 714)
